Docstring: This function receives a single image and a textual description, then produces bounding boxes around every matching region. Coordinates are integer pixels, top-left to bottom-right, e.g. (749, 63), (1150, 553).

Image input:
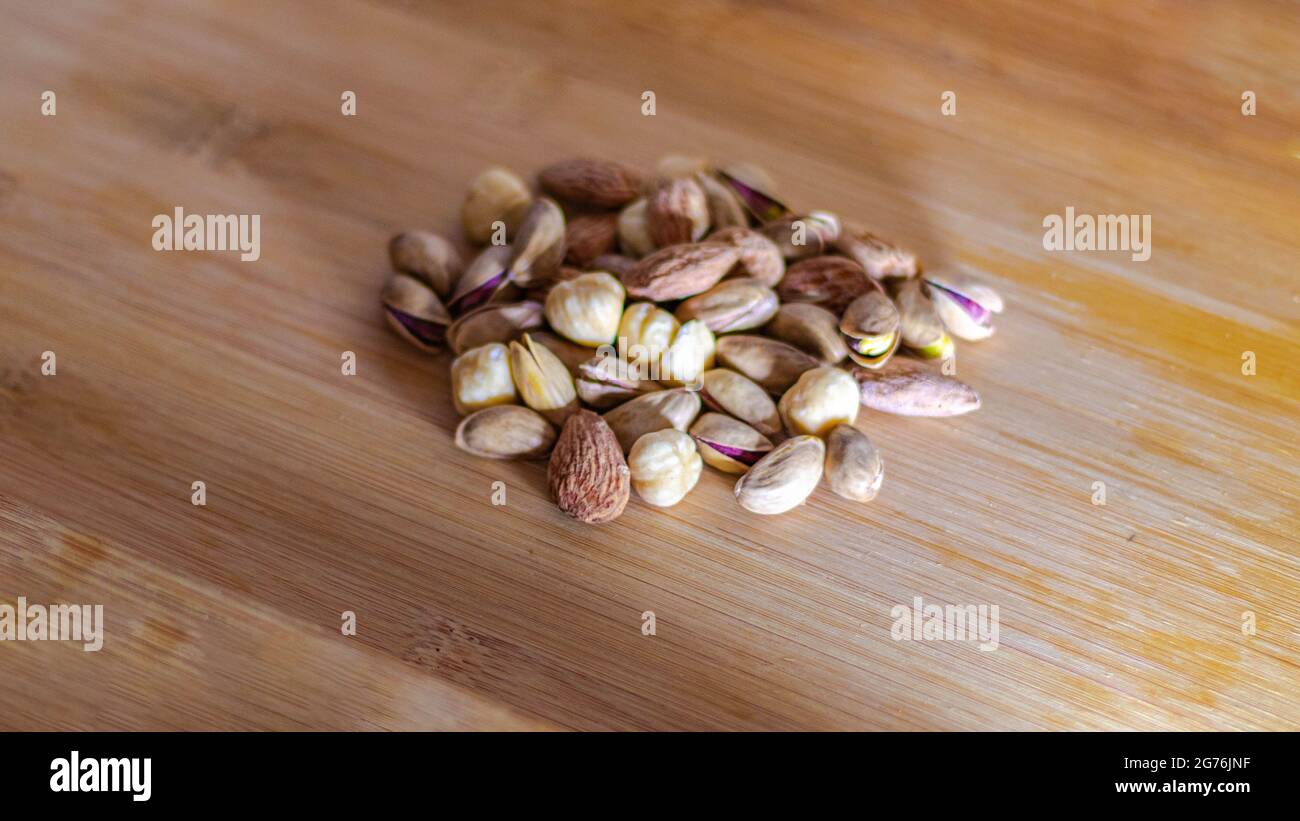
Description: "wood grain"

(0, 0), (1296, 730)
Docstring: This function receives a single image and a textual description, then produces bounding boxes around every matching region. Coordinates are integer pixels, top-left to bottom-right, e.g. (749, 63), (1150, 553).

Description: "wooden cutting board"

(1, 0), (1296, 730)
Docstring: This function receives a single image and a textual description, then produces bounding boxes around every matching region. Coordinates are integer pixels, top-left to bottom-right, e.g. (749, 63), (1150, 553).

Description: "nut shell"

(689, 413), (773, 474)
(824, 425), (884, 502)
(850, 358), (981, 417)
(647, 176), (709, 247)
(455, 405), (556, 460)
(461, 167), (531, 246)
(674, 277), (779, 333)
(698, 368), (782, 438)
(778, 256), (872, 316)
(766, 302), (848, 363)
(602, 388), (702, 453)
(734, 435), (824, 515)
(714, 335), (818, 395)
(539, 158), (643, 208)
(388, 231), (463, 298)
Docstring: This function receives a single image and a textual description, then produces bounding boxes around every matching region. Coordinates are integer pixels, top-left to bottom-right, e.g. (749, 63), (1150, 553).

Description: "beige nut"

(698, 368), (782, 438)
(766, 302), (849, 364)
(509, 333), (578, 425)
(850, 358), (981, 417)
(575, 350), (661, 409)
(621, 242), (739, 302)
(707, 226), (785, 287)
(840, 289), (901, 369)
(734, 435), (825, 515)
(778, 366), (860, 436)
(448, 244), (514, 316)
(824, 424), (884, 502)
(388, 231), (463, 298)
(628, 429), (703, 507)
(925, 274), (1003, 341)
(507, 198), (566, 287)
(834, 223), (918, 281)
(689, 413), (774, 474)
(451, 342), (518, 415)
(716, 163), (789, 223)
(545, 271), (625, 347)
(602, 387), (702, 453)
(446, 300), (543, 355)
(778, 255), (872, 316)
(657, 319), (716, 388)
(455, 405), (556, 460)
(674, 277), (779, 334)
(714, 335), (818, 395)
(647, 176), (710, 247)
(461, 167), (531, 246)
(616, 198), (655, 258)
(894, 278), (952, 359)
(382, 272), (451, 353)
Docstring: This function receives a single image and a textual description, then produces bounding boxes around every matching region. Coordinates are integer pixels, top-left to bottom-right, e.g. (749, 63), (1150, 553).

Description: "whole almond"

(564, 212), (619, 267)
(539, 158), (643, 208)
(622, 242), (739, 302)
(647, 177), (709, 247)
(778, 255), (872, 316)
(708, 226), (785, 287)
(850, 358), (980, 416)
(548, 409), (631, 524)
(591, 253), (638, 278)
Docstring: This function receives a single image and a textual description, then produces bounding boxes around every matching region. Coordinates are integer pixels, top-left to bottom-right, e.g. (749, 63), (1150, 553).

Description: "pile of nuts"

(381, 156), (1003, 523)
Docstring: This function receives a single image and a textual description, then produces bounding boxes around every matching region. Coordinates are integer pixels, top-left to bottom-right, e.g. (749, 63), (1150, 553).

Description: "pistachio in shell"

(382, 272), (451, 352)
(508, 332), (579, 426)
(507, 198), (566, 287)
(893, 278), (953, 360)
(461, 167), (531, 246)
(696, 172), (748, 230)
(925, 275), (1003, 341)
(834, 224), (918, 281)
(446, 300), (544, 355)
(575, 350), (662, 409)
(616, 198), (655, 258)
(448, 244), (514, 316)
(707, 226), (785, 287)
(698, 368), (782, 438)
(734, 435), (825, 515)
(840, 289), (901, 369)
(850, 357), (981, 417)
(716, 163), (789, 223)
(824, 425), (884, 502)
(528, 330), (593, 377)
(388, 231), (464, 298)
(714, 335), (819, 395)
(765, 302), (849, 364)
(454, 405), (556, 460)
(602, 387), (702, 453)
(689, 412), (774, 474)
(762, 211), (840, 261)
(674, 277), (779, 333)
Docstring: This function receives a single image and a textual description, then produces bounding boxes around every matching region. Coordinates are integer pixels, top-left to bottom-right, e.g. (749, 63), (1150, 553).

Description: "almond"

(708, 226), (785, 287)
(564, 212), (619, 267)
(622, 242), (739, 302)
(777, 255), (872, 316)
(647, 177), (709, 247)
(548, 410), (631, 524)
(539, 158), (643, 208)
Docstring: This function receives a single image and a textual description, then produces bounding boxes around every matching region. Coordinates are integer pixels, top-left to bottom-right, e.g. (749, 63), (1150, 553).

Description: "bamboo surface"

(0, 0), (1297, 730)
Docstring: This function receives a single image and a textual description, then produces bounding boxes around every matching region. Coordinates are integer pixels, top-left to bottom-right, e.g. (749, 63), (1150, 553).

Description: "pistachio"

(563, 211), (619, 267)
(696, 172), (748, 230)
(602, 387), (702, 453)
(622, 242), (740, 302)
(628, 429), (703, 507)
(448, 244), (514, 316)
(778, 365), (859, 436)
(824, 424), (883, 502)
(893, 278), (953, 360)
(617, 301), (680, 367)
(834, 224), (918, 281)
(509, 333), (579, 425)
(657, 319), (716, 388)
(548, 409), (631, 524)
(734, 435), (824, 515)
(647, 176), (710, 247)
(545, 271), (625, 347)
(507, 198), (566, 287)
(778, 255), (872, 316)
(714, 335), (818, 395)
(707, 226), (785, 287)
(717, 163), (789, 223)
(616, 198), (655, 258)
(762, 211), (840, 261)
(454, 405), (555, 460)
(765, 302), (848, 363)
(689, 413), (774, 474)
(539, 158), (643, 208)
(698, 369), (782, 438)
(654, 154), (711, 181)
(527, 330), (593, 376)
(382, 273), (451, 352)
(451, 342), (518, 415)
(674, 277), (779, 333)
(925, 275), (1003, 341)
(461, 167), (531, 246)
(446, 300), (544, 355)
(575, 350), (662, 409)
(840, 289), (901, 369)
(388, 231), (463, 298)
(850, 357), (981, 416)
(591, 253), (638, 278)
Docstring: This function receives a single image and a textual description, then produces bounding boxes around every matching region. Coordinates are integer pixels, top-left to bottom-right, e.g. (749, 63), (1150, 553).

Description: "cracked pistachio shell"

(689, 412), (774, 474)
(717, 163), (789, 223)
(925, 275), (1003, 341)
(448, 244), (514, 316)
(734, 435), (825, 515)
(617, 302), (680, 364)
(575, 351), (662, 409)
(461, 167), (531, 246)
(509, 333), (578, 425)
(714, 335), (818, 395)
(840, 290), (901, 369)
(658, 319), (716, 388)
(454, 405), (555, 460)
(833, 223), (918, 281)
(708, 226), (785, 287)
(451, 342), (518, 416)
(528, 331), (592, 377)
(824, 425), (883, 502)
(699, 368), (782, 438)
(762, 211), (841, 261)
(696, 172), (748, 230)
(617, 198), (655, 258)
(388, 231), (464, 298)
(850, 357), (981, 417)
(382, 272), (451, 352)
(778, 366), (860, 436)
(507, 198), (566, 287)
(628, 429), (703, 507)
(893, 278), (953, 360)
(602, 388), (702, 453)
(544, 271), (625, 347)
(674, 277), (779, 333)
(765, 302), (849, 363)
(446, 300), (544, 355)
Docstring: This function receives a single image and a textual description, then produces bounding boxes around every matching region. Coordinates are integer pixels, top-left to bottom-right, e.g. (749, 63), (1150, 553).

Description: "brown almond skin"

(539, 159), (643, 208)
(778, 256), (873, 316)
(548, 410), (631, 524)
(647, 177), (708, 247)
(622, 242), (740, 302)
(564, 212), (619, 267)
(849, 358), (981, 416)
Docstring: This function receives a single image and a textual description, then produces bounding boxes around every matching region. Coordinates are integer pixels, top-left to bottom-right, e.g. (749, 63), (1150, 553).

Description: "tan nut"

(766, 302), (849, 363)
(507, 198), (566, 287)
(707, 226), (785, 287)
(509, 333), (578, 425)
(778, 366), (860, 436)
(461, 167), (531, 246)
(446, 300), (544, 355)
(388, 231), (463, 298)
(778, 255), (872, 316)
(544, 271), (625, 347)
(382, 272), (451, 352)
(616, 198), (655, 258)
(734, 435), (824, 515)
(840, 289), (901, 369)
(622, 242), (739, 302)
(448, 244), (514, 316)
(834, 223), (918, 281)
(714, 335), (818, 395)
(548, 409), (631, 524)
(850, 357), (981, 417)
(455, 405), (556, 460)
(628, 429), (702, 507)
(674, 277), (779, 333)
(824, 425), (883, 502)
(698, 368), (782, 438)
(689, 412), (774, 474)
(539, 158), (643, 208)
(563, 212), (619, 267)
(647, 176), (710, 247)
(893, 278), (953, 359)
(602, 388), (702, 453)
(451, 342), (518, 415)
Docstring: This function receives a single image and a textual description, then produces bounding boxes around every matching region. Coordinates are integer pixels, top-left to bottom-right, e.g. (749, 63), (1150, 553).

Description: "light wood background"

(1, 0), (1297, 730)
